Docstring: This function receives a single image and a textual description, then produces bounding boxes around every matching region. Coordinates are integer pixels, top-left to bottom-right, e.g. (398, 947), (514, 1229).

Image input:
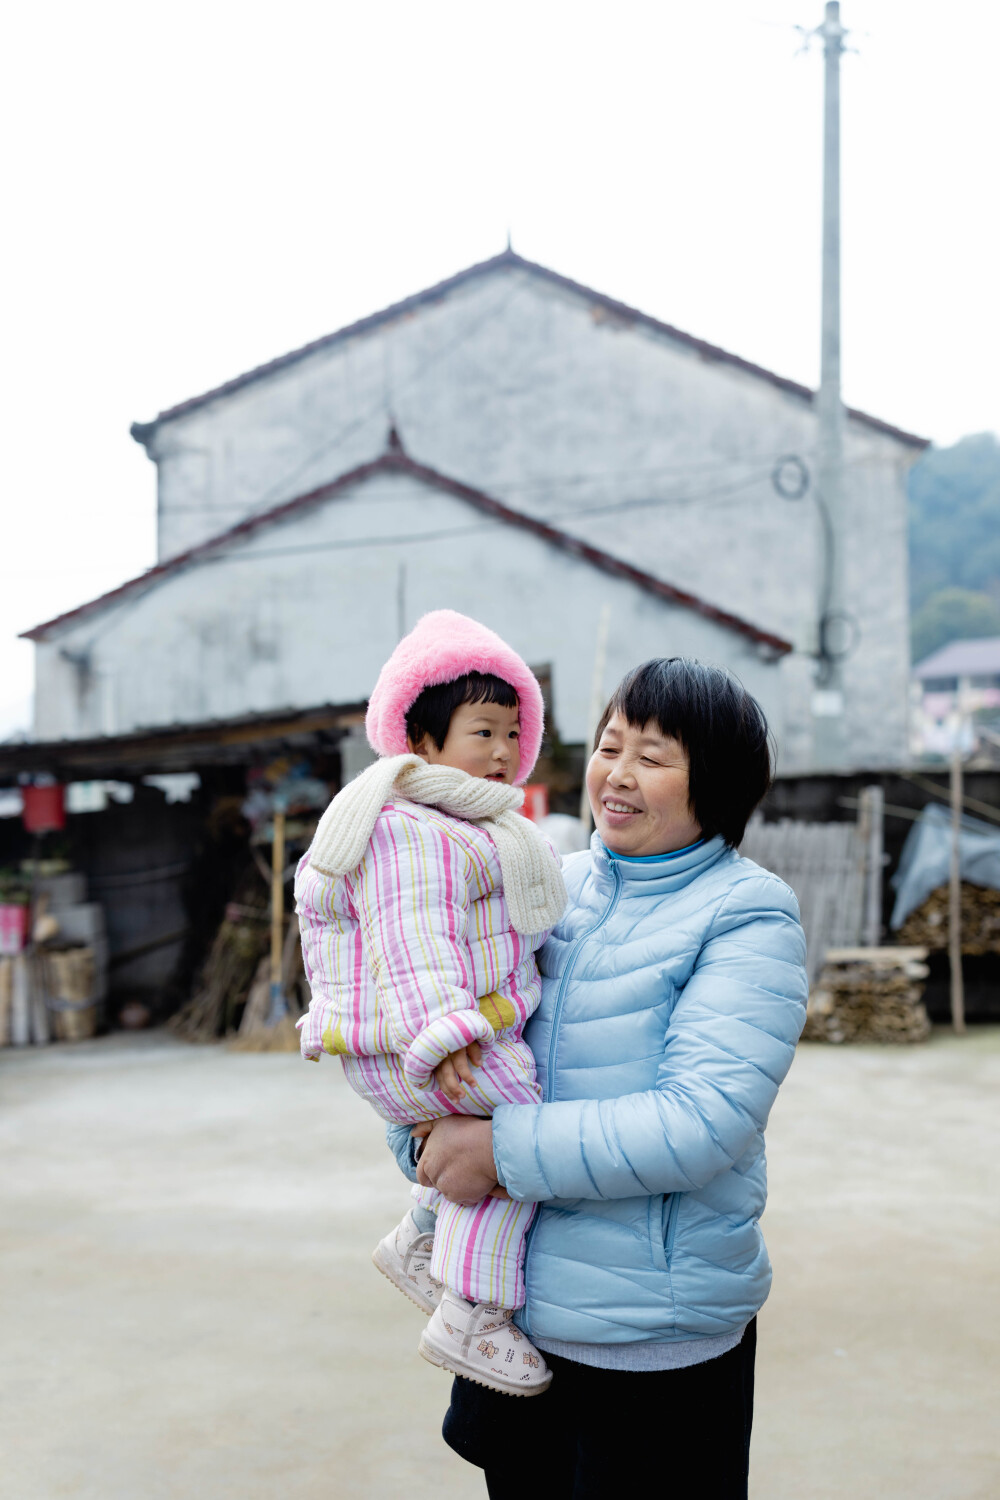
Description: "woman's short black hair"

(406, 672), (518, 752)
(594, 658), (772, 847)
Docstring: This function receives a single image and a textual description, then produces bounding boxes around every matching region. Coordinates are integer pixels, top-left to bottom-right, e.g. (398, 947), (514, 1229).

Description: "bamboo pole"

(948, 749), (966, 1034)
(579, 605), (611, 831)
(860, 785), (884, 948)
(268, 810), (287, 1025)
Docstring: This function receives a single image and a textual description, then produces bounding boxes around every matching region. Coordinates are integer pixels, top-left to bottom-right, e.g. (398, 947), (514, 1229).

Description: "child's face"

(410, 699), (521, 783)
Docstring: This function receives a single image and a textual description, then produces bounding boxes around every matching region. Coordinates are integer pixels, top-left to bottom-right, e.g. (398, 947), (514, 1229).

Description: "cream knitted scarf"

(308, 754), (567, 935)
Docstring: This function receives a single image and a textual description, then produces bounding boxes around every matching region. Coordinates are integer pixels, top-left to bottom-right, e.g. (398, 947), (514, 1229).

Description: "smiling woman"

(589, 657), (773, 857)
(409, 656), (808, 1499)
(588, 717), (701, 856)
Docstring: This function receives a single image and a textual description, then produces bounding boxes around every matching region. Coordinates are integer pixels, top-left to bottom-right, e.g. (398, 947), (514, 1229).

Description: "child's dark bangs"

(406, 672), (518, 750)
(462, 672), (518, 710)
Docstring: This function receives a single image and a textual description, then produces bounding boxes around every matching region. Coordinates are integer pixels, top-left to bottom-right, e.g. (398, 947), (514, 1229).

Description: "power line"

(54, 466), (775, 651)
(144, 470), (774, 570)
(156, 445), (898, 517)
(46, 286), (531, 651)
(233, 279), (529, 516)
(161, 454), (798, 516)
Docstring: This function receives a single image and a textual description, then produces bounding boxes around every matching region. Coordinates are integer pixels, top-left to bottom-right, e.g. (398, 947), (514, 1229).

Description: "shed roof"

(22, 445), (793, 656)
(914, 637), (1000, 680)
(131, 249), (929, 451)
(0, 703), (365, 784)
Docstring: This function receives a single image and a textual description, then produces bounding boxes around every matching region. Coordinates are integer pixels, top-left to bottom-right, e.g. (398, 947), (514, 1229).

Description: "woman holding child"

(411, 649), (808, 1498)
(297, 612), (807, 1500)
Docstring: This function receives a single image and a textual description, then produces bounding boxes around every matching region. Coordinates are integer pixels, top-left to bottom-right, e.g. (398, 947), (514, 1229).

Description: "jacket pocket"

(649, 1192), (681, 1272)
(663, 1192), (681, 1265)
(649, 1193), (680, 1272)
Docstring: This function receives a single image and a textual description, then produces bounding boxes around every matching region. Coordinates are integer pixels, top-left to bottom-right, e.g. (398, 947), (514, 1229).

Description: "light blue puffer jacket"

(491, 833), (808, 1347)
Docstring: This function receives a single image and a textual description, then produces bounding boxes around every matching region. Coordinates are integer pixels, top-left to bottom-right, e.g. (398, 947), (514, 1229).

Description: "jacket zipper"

(521, 863), (624, 1339)
(544, 861), (623, 1100)
(663, 1189), (681, 1267)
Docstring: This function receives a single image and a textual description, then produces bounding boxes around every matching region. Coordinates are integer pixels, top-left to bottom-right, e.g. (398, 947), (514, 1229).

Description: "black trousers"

(443, 1318), (756, 1499)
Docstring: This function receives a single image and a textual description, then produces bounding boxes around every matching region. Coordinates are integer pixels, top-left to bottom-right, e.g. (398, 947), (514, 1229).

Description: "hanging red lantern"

(22, 784), (66, 834)
(521, 785), (549, 823)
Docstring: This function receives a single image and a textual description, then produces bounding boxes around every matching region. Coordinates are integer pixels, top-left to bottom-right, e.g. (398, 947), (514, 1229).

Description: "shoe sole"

(371, 1244), (438, 1316)
(417, 1330), (553, 1397)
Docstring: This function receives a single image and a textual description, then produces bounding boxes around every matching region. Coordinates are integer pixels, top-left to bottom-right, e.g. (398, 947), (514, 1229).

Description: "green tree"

(908, 433), (1000, 613)
(911, 587), (1000, 666)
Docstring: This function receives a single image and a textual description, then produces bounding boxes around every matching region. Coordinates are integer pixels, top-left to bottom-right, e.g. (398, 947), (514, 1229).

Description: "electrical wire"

(49, 448), (875, 660)
(162, 453), (794, 514)
(152, 445), (895, 517)
(224, 279), (530, 517)
(55, 465), (772, 654)
(143, 469), (775, 571)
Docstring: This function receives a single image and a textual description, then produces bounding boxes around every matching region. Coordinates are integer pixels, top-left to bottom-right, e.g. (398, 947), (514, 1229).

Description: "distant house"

(912, 636), (1000, 756)
(25, 249), (927, 772)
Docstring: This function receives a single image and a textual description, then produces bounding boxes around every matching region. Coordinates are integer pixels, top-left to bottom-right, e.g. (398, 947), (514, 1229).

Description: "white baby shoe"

(418, 1288), (552, 1396)
(371, 1209), (443, 1315)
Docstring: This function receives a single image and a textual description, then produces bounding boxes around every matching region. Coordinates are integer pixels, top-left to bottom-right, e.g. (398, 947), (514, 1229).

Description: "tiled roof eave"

(130, 250), (929, 451)
(22, 450), (793, 657)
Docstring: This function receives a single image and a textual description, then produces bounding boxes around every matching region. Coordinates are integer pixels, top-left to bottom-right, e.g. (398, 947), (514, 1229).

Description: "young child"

(296, 611), (566, 1395)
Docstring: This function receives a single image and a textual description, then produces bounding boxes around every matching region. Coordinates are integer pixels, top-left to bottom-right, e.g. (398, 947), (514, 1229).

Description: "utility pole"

(813, 1), (849, 768)
(948, 743), (966, 1034)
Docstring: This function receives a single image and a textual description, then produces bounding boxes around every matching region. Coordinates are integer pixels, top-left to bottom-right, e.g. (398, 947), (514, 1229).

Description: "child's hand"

(433, 1040), (483, 1103)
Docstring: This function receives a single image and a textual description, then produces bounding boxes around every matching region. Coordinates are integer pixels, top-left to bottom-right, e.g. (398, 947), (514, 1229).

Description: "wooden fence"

(740, 815), (869, 984)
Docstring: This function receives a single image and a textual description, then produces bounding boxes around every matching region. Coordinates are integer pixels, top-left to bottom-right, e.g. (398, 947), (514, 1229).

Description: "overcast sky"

(2, 0), (997, 737)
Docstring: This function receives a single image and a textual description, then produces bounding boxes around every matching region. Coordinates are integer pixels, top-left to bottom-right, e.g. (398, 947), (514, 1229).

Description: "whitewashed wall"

(132, 262), (916, 771)
(33, 469), (782, 751)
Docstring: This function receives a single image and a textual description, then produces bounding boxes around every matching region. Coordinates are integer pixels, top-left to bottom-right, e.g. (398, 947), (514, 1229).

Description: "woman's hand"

(432, 1040), (483, 1103)
(414, 1115), (507, 1204)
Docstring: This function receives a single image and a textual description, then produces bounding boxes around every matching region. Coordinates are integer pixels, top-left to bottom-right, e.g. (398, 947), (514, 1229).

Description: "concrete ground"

(1, 1029), (998, 1500)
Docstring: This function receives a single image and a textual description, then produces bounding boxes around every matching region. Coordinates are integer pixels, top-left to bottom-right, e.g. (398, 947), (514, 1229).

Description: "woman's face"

(586, 711), (702, 857)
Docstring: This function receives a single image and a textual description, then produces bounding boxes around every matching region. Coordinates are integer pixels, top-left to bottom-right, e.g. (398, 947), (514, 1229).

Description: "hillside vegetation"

(908, 432), (1000, 664)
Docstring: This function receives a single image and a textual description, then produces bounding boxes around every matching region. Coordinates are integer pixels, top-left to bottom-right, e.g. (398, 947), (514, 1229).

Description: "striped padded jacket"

(296, 799), (549, 1101)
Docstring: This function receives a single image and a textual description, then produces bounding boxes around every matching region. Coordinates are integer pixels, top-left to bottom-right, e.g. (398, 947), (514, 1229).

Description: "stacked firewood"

(803, 947), (931, 1045)
(169, 871), (271, 1042)
(897, 883), (1000, 955)
(229, 918), (308, 1052)
(169, 866), (309, 1045)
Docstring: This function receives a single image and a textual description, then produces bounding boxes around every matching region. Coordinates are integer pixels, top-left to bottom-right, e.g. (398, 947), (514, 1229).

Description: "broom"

(230, 811), (304, 1052)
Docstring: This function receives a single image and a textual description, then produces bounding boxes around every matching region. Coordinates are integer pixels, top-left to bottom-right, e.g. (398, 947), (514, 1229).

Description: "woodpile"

(229, 917), (308, 1052)
(804, 947), (931, 1045)
(169, 871), (271, 1043)
(168, 867), (309, 1045)
(897, 882), (1000, 955)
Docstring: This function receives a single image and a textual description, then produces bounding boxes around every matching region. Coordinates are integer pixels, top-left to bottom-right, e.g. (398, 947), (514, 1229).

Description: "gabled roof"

(23, 445), (793, 656)
(131, 249), (929, 450)
(914, 636), (1000, 680)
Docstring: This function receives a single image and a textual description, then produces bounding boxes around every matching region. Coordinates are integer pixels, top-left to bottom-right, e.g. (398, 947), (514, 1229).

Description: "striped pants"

(342, 1034), (541, 1309)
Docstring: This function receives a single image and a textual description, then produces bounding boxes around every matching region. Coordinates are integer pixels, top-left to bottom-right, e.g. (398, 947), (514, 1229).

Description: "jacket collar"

(590, 831), (730, 894)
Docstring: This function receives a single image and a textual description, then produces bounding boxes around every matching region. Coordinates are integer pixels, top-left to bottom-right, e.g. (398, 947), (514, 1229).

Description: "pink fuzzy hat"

(365, 610), (545, 783)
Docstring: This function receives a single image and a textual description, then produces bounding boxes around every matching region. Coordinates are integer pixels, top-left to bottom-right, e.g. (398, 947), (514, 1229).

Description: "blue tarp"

(890, 802), (1000, 929)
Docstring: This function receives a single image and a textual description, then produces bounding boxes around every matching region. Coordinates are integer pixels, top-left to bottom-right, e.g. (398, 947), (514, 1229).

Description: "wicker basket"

(44, 948), (97, 1041)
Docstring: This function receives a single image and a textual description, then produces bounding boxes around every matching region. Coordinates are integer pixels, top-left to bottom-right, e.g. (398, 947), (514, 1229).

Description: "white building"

(26, 250), (926, 771)
(911, 636), (1000, 757)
